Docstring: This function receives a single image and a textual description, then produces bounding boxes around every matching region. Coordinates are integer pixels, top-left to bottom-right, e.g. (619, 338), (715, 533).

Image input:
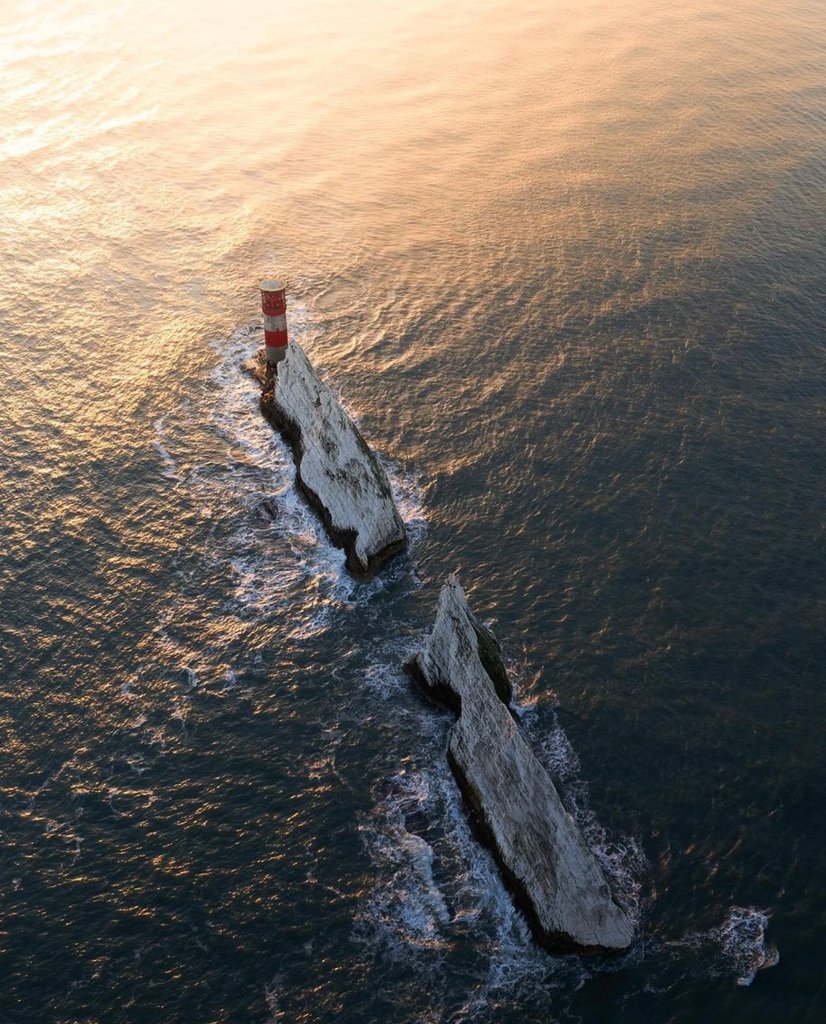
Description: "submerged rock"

(251, 343), (406, 576)
(406, 576), (634, 955)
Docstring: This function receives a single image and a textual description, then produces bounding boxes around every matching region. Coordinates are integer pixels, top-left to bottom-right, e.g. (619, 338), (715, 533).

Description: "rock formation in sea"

(406, 575), (634, 955)
(250, 343), (406, 577)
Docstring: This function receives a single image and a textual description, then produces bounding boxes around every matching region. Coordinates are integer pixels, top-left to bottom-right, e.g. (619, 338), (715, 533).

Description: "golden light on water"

(6, 0), (804, 348)
(2, 0), (823, 1015)
(0, 0), (818, 540)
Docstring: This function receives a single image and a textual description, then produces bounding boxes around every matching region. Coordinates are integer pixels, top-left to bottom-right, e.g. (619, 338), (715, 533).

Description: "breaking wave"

(714, 906), (780, 986)
(664, 906), (780, 987)
(151, 319), (774, 1010)
(533, 712), (647, 925)
(148, 320), (427, 631)
(201, 321), (427, 614)
(138, 315), (428, 747)
(355, 660), (648, 1016)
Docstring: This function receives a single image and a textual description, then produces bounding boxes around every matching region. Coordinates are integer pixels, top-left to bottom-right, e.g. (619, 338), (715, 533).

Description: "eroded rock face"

(407, 576), (634, 955)
(253, 343), (406, 577)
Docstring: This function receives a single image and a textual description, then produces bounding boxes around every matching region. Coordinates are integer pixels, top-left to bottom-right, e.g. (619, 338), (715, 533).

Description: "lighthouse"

(260, 280), (288, 365)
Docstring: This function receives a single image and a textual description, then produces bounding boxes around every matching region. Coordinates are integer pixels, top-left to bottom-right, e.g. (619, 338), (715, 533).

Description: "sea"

(1, 0), (824, 1020)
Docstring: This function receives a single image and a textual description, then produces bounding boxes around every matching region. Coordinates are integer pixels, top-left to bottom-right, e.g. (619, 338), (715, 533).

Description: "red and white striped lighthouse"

(260, 279), (289, 365)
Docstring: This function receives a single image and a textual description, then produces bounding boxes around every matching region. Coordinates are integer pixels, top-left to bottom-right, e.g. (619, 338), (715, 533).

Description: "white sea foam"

(714, 906), (779, 985)
(355, 650), (649, 1016)
(356, 769), (451, 964)
(668, 906), (780, 986)
(201, 321), (426, 622)
(356, 761), (587, 1011)
(160, 322), (351, 639)
(151, 416), (180, 480)
(362, 632), (430, 702)
(263, 973), (287, 1022)
(533, 713), (647, 925)
(126, 316), (427, 756)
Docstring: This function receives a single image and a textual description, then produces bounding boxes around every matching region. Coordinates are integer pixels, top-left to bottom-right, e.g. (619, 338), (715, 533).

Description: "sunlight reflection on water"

(2, 0), (824, 1020)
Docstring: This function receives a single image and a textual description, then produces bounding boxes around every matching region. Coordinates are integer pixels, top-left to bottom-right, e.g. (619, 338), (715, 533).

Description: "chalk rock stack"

(407, 576), (634, 955)
(253, 343), (406, 576)
(249, 325), (637, 957)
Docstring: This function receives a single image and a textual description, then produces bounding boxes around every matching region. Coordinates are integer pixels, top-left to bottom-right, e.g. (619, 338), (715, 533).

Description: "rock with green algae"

(406, 575), (634, 955)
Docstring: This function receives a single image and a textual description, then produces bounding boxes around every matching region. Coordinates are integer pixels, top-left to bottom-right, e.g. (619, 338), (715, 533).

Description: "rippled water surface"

(2, 0), (825, 1020)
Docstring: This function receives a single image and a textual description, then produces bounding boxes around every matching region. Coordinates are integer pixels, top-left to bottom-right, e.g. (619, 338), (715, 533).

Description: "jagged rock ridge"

(407, 576), (634, 955)
(251, 343), (406, 576)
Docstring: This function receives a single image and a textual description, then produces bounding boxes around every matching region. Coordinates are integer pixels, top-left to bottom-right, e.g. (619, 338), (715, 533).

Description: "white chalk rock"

(262, 343), (406, 576)
(408, 576), (634, 954)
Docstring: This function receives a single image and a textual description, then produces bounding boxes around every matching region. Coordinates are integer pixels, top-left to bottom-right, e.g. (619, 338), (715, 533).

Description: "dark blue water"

(2, 0), (825, 1019)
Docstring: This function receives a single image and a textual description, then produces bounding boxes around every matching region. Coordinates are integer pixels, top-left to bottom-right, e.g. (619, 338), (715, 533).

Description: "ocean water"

(1, 0), (825, 1020)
